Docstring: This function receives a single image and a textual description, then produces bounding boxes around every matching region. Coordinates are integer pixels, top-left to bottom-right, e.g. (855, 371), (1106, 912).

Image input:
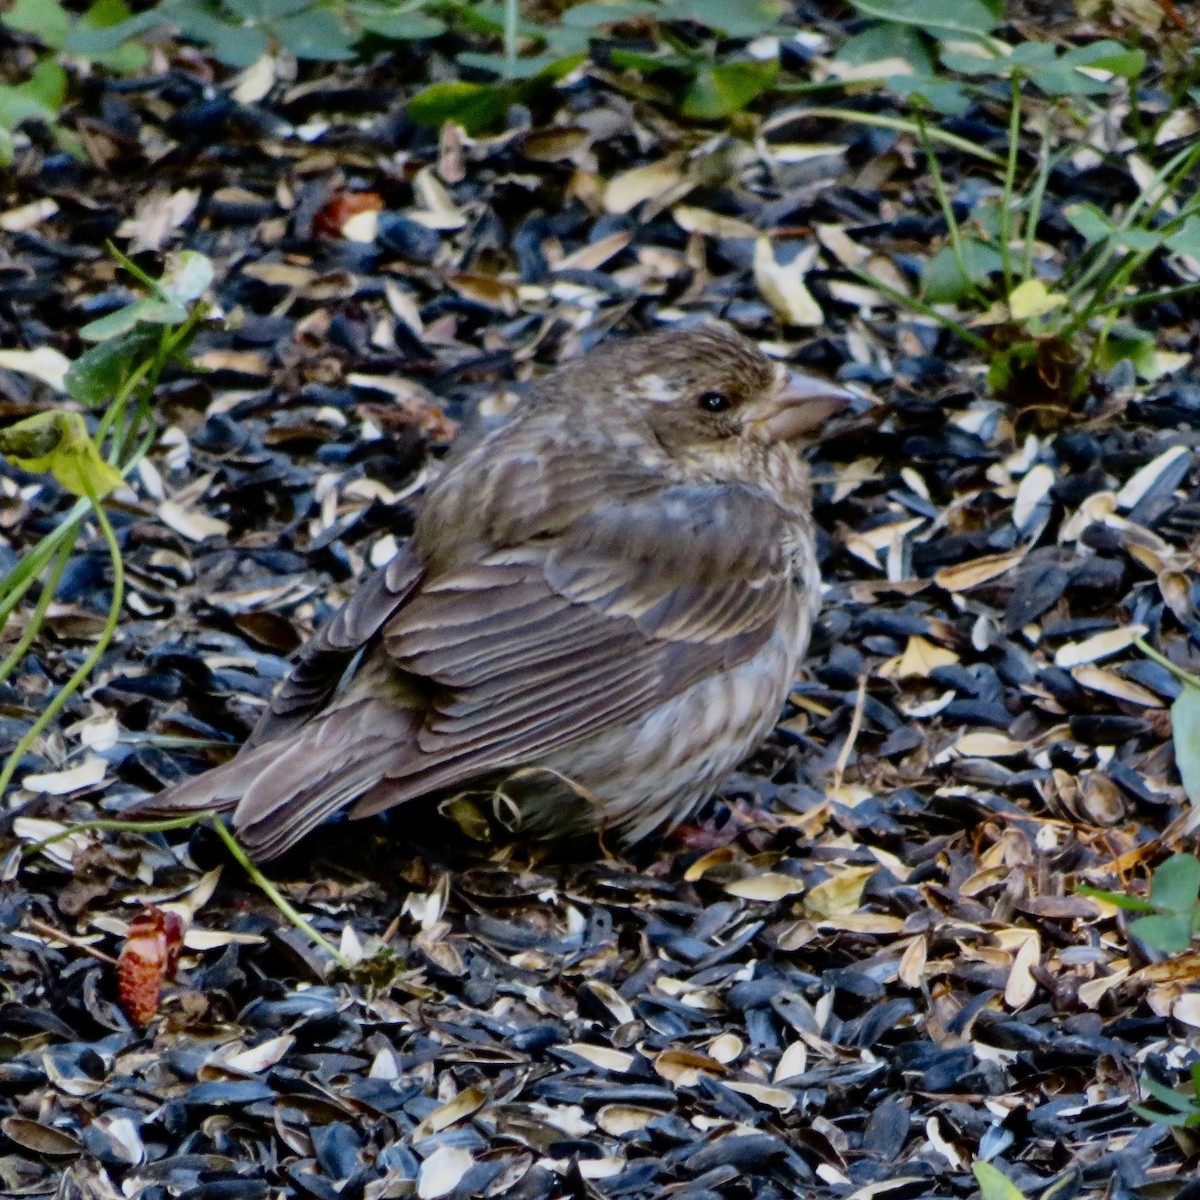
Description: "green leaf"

(1132, 1102), (1196, 1128)
(1059, 39), (1145, 81)
(664, 0), (783, 37)
(0, 410), (124, 498)
(64, 4), (160, 69)
(1166, 216), (1200, 258)
(350, 5), (444, 39)
(79, 297), (188, 342)
(407, 80), (513, 135)
(561, 2), (658, 29)
(1064, 203), (1113, 243)
(273, 9), (357, 59)
(851, 0), (998, 36)
(1131, 911), (1195, 954)
(224, 0), (313, 19)
(606, 47), (695, 73)
(1170, 686), (1200, 806)
(972, 1161), (1026, 1200)
(1142, 1074), (1200, 1114)
(888, 74), (970, 117)
(2, 0), (71, 48)
(1149, 853), (1200, 913)
(681, 58), (778, 119)
(837, 24), (934, 75)
(456, 47), (585, 79)
(65, 327), (160, 407)
(0, 59), (67, 133)
(921, 239), (1004, 303)
(158, 250), (214, 303)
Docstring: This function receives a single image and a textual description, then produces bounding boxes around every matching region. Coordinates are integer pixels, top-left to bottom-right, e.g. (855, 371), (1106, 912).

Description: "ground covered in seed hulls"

(5, 2), (1200, 1198)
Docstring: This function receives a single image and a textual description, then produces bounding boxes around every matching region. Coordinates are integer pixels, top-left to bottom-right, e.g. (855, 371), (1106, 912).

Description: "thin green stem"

(0, 540), (71, 689)
(844, 264), (991, 350)
(503, 0), (518, 79)
(916, 112), (988, 309)
(1000, 74), (1022, 298)
(1021, 137), (1054, 283)
(24, 812), (212, 858)
(209, 820), (351, 970)
(1093, 279), (1200, 314)
(772, 107), (1005, 165)
(1135, 636), (1200, 691)
(0, 490), (124, 800)
(0, 514), (83, 638)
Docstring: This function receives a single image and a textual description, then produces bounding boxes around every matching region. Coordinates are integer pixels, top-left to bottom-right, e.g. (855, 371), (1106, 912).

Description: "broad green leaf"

(837, 24), (934, 75)
(2, 0), (71, 48)
(921, 239), (1004, 303)
(0, 410), (123, 498)
(1166, 216), (1200, 258)
(1009, 279), (1066, 320)
(0, 60), (67, 132)
(273, 9), (357, 59)
(1150, 852), (1200, 913)
(851, 0), (997, 36)
(79, 297), (188, 342)
(224, 0), (313, 20)
(606, 47), (695, 73)
(1171, 686), (1200, 803)
(351, 7), (444, 39)
(1059, 39), (1145, 81)
(939, 44), (1010, 76)
(408, 80), (512, 135)
(561, 2), (659, 28)
(888, 75), (970, 117)
(664, 0), (782, 37)
(682, 58), (778, 120)
(65, 327), (159, 406)
(65, 4), (159, 70)
(456, 47), (586, 78)
(1142, 1074), (1200, 1114)
(972, 1162), (1026, 1200)
(158, 250), (214, 303)
(1131, 911), (1195, 954)
(1114, 227), (1164, 252)
(1065, 204), (1114, 243)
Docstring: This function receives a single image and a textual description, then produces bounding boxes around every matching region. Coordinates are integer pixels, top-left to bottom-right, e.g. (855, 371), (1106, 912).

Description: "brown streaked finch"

(135, 323), (853, 859)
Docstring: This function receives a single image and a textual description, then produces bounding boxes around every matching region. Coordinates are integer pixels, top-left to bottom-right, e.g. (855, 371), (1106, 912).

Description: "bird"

(137, 323), (853, 860)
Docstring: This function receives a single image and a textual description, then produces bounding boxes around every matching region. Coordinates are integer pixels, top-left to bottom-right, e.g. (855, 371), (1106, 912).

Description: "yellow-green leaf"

(0, 410), (123, 498)
(1008, 279), (1067, 320)
(972, 1161), (1026, 1200)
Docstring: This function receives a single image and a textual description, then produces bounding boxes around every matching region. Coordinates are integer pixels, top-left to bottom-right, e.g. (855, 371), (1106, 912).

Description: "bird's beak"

(753, 371), (857, 444)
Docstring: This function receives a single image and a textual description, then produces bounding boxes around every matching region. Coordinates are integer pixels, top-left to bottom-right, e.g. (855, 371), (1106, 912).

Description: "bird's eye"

(697, 390), (732, 413)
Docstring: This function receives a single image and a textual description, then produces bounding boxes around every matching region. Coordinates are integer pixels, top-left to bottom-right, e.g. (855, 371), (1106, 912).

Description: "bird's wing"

(347, 480), (801, 815)
(246, 546), (424, 745)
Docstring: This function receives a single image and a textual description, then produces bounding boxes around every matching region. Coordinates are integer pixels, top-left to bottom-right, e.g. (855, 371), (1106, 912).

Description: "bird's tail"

(131, 698), (416, 860)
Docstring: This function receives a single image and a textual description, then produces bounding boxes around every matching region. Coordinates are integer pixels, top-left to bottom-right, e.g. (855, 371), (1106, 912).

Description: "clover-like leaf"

(0, 410), (124, 498)
(1149, 853), (1200, 913)
(682, 59), (778, 120)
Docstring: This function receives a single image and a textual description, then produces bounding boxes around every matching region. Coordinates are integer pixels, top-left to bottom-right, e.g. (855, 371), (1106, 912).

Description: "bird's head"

(587, 323), (855, 500)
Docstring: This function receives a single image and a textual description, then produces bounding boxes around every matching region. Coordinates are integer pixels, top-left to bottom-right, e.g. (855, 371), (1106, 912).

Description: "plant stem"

(1022, 136), (1054, 283)
(1093, 279), (1200, 314)
(917, 112), (988, 308)
(1000, 74), (1022, 298)
(1135, 636), (1200, 691)
(0, 539), (71, 689)
(844, 264), (991, 350)
(503, 0), (518, 79)
(0, 491), (124, 800)
(209, 819), (351, 970)
(770, 107), (1005, 164)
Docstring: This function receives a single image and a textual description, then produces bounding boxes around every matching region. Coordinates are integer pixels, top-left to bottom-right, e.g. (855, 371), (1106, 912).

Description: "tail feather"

(134, 699), (417, 859)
